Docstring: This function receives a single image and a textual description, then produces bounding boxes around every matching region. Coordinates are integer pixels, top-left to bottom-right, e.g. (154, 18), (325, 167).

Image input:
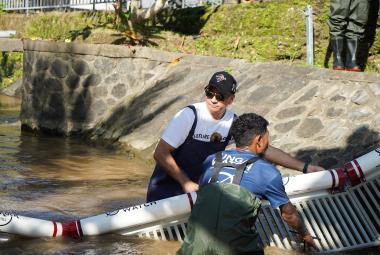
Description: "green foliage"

(156, 6), (217, 35)
(0, 0), (379, 75)
(191, 2), (313, 62)
(24, 12), (116, 41)
(0, 53), (23, 89)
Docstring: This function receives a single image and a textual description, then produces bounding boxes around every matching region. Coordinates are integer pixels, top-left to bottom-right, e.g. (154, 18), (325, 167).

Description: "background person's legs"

(345, 0), (369, 71)
(328, 0), (351, 70)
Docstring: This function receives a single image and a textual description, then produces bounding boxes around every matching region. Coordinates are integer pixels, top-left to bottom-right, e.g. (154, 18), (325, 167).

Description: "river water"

(0, 94), (378, 255)
(0, 94), (181, 254)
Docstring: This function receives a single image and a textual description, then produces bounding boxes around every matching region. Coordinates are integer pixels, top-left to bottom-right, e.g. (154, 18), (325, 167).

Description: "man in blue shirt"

(177, 113), (316, 255)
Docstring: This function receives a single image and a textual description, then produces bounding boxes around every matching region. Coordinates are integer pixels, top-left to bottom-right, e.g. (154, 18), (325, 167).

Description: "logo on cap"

(215, 74), (227, 83)
(231, 83), (237, 93)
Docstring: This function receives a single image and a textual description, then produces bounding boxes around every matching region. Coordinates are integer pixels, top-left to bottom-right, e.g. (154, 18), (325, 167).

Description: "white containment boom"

(65, 192), (197, 237)
(0, 147), (379, 238)
(0, 212), (63, 237)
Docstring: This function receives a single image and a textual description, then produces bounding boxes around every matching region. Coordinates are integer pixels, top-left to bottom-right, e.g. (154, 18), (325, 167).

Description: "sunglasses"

(205, 88), (225, 101)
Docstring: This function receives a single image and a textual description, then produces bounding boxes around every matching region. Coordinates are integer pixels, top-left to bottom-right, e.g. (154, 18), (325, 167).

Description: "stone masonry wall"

(21, 40), (380, 172)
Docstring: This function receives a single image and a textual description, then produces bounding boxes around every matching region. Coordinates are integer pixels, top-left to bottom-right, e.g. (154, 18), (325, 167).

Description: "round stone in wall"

(105, 73), (120, 84)
(295, 86), (318, 104)
(116, 59), (135, 73)
(276, 106), (306, 119)
(348, 108), (371, 121)
(50, 59), (69, 78)
(274, 119), (300, 133)
(92, 100), (107, 116)
(330, 94), (346, 102)
(36, 58), (49, 71)
(92, 86), (108, 98)
(66, 74), (80, 90)
(72, 59), (90, 76)
(94, 58), (115, 73)
(111, 83), (127, 99)
(249, 86), (276, 103)
(326, 107), (344, 118)
(351, 90), (369, 105)
(107, 98), (116, 106)
(296, 118), (324, 138)
(83, 74), (101, 87)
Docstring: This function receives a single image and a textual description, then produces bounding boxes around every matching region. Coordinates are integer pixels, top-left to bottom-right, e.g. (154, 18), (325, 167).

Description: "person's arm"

(263, 145), (325, 173)
(280, 202), (317, 249)
(153, 139), (199, 193)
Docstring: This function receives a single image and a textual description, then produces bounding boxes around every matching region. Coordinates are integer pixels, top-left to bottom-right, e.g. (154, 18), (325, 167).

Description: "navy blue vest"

(146, 105), (233, 202)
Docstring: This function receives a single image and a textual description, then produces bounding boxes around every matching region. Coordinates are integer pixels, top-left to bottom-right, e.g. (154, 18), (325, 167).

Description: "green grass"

(0, 53), (23, 89)
(0, 1), (379, 89)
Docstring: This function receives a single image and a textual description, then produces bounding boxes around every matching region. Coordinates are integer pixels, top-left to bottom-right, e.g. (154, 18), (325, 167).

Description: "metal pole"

(305, 5), (314, 66)
(26, 0), (29, 16)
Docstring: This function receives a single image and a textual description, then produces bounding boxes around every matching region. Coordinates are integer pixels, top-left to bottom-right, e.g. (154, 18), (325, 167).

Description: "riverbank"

(15, 40), (379, 177)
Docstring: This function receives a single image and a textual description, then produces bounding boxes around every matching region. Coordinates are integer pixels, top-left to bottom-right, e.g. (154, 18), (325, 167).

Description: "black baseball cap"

(207, 71), (237, 97)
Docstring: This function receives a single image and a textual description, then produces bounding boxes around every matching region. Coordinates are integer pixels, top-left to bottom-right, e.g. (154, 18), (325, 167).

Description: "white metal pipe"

(0, 213), (62, 237)
(76, 192), (197, 236)
(353, 147), (380, 176)
(305, 5), (314, 65)
(0, 148), (379, 238)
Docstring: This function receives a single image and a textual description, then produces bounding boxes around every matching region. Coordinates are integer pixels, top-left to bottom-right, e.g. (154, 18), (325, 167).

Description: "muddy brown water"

(0, 94), (378, 255)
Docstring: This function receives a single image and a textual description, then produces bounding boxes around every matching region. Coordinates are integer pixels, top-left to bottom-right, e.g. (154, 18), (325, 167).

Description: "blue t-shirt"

(199, 149), (290, 209)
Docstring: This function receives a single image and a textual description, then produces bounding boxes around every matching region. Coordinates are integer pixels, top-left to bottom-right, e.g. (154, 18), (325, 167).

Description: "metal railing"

(0, 0), (222, 11)
(0, 0), (116, 10)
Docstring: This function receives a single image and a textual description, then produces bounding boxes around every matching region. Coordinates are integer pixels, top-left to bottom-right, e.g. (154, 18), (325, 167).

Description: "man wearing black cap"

(146, 71), (324, 202)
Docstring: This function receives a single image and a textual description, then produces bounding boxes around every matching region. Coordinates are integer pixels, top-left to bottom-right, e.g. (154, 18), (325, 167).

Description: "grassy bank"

(0, 52), (23, 89)
(0, 1), (379, 88)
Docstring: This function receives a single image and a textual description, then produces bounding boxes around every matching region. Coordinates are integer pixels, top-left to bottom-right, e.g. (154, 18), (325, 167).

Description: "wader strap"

(186, 105), (197, 141)
(210, 152), (223, 183)
(210, 152), (259, 185)
(233, 157), (259, 185)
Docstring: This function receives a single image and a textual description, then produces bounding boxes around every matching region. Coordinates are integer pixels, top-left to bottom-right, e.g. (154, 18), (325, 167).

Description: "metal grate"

(123, 174), (380, 253)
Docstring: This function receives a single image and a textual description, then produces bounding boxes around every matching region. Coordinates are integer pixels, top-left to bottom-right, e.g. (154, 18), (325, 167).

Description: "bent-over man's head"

(231, 113), (269, 154)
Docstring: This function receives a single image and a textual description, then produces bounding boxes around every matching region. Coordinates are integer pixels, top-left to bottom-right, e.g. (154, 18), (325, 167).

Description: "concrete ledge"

(22, 39), (243, 66)
(0, 39), (23, 52)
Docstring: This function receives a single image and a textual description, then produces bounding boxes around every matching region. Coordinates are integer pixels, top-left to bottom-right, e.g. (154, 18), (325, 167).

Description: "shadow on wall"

(26, 56), (93, 135)
(94, 74), (185, 141)
(295, 126), (380, 169)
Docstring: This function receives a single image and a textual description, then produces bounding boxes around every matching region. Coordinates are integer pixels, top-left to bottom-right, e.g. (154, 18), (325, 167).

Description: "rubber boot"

(330, 38), (345, 70)
(345, 39), (362, 72)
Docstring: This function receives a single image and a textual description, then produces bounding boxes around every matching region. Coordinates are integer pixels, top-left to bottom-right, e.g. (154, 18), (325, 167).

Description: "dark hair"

(231, 113), (269, 147)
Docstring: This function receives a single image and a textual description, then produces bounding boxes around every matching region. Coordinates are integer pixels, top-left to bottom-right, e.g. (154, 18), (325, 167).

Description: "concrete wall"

(21, 40), (380, 171)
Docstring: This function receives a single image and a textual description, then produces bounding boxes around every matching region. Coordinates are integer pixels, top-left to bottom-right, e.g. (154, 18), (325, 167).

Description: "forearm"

(280, 203), (308, 236)
(264, 145), (304, 172)
(281, 202), (317, 249)
(154, 146), (190, 186)
(283, 211), (308, 235)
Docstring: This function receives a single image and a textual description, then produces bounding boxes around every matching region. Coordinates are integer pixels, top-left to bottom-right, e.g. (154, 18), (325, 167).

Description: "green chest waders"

(177, 153), (263, 255)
